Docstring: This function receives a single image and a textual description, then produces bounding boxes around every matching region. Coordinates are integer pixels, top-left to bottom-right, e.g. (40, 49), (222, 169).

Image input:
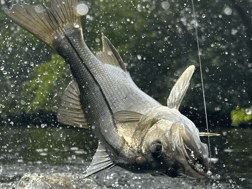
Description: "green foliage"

(231, 106), (252, 126)
(0, 1), (52, 116)
(1, 0), (252, 127)
(20, 54), (71, 114)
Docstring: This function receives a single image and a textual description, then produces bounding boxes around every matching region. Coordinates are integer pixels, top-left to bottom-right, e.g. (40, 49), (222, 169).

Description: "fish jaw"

(136, 107), (209, 178)
(165, 122), (209, 178)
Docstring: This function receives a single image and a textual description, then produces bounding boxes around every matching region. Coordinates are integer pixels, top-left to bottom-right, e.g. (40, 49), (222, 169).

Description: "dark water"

(0, 124), (251, 188)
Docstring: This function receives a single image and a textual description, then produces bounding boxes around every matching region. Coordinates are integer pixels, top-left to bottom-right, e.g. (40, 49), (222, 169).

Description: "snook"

(6, 0), (210, 178)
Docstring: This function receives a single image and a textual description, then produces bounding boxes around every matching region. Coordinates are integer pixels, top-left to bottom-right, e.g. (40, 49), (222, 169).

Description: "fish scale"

(66, 30), (160, 114)
(54, 30), (124, 157)
(5, 0), (214, 179)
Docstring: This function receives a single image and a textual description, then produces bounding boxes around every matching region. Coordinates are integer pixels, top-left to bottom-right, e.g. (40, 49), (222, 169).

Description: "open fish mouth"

(166, 123), (209, 178)
(176, 143), (209, 178)
(185, 144), (207, 173)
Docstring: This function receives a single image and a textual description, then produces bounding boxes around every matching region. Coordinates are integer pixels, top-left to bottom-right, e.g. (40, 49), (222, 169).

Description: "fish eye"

(150, 140), (162, 155)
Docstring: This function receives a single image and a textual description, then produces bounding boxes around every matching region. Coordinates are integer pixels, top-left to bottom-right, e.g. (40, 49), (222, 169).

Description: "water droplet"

(137, 54), (142, 60)
(35, 5), (44, 13)
(224, 6), (232, 15)
(231, 29), (238, 35)
(209, 158), (219, 163)
(207, 170), (212, 176)
(190, 151), (195, 158)
(73, 23), (80, 28)
(70, 147), (79, 151)
(161, 1), (170, 10)
(77, 2), (89, 16)
(36, 149), (44, 153)
(41, 124), (47, 128)
(245, 108), (251, 115)
(224, 148), (233, 153)
(40, 152), (47, 156)
(20, 100), (25, 105)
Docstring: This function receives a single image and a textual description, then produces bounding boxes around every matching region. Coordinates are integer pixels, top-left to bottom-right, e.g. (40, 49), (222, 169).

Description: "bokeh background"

(1, 0), (252, 127)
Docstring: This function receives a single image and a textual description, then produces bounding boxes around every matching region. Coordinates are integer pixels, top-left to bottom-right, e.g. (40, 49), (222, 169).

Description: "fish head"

(115, 107), (209, 178)
(140, 117), (209, 179)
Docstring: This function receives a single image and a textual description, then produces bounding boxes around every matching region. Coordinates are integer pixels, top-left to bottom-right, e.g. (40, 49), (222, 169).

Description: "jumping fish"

(5, 0), (211, 178)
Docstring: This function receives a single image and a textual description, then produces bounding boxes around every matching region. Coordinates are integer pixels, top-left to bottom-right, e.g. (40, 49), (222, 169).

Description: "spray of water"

(191, 0), (212, 175)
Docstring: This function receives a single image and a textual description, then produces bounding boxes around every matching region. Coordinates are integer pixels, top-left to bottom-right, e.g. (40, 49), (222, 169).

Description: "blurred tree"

(0, 0), (52, 116)
(0, 0), (252, 126)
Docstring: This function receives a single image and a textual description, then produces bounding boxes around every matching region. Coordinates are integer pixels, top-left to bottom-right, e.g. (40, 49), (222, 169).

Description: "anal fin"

(85, 142), (114, 177)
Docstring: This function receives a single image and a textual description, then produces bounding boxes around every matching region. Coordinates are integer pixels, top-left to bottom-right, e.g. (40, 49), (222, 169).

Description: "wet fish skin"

(53, 28), (123, 155)
(5, 0), (209, 179)
(115, 106), (209, 178)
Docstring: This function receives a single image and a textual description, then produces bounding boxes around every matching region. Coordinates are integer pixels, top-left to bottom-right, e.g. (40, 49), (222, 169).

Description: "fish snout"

(167, 123), (209, 178)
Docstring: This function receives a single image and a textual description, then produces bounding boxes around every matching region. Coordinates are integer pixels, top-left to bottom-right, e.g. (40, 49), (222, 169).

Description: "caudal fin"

(5, 0), (89, 48)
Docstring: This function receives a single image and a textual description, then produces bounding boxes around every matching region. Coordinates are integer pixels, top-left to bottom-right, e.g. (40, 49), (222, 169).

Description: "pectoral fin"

(167, 65), (195, 109)
(57, 81), (88, 128)
(199, 132), (220, 136)
(96, 35), (126, 71)
(114, 110), (143, 123)
(85, 142), (114, 177)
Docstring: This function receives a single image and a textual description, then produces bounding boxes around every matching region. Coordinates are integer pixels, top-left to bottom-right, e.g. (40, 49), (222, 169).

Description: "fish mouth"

(166, 123), (209, 178)
(186, 148), (208, 176)
(160, 147), (207, 179)
(174, 139), (209, 179)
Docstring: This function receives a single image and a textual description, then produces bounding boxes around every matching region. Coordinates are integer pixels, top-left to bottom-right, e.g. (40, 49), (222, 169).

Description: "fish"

(5, 0), (214, 179)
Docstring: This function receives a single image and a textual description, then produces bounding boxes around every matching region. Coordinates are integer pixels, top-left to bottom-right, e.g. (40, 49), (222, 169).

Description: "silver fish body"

(5, 0), (209, 179)
(53, 27), (160, 156)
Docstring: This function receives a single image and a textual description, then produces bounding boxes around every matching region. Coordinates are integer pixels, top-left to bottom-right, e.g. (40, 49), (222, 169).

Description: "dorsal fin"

(57, 81), (88, 128)
(96, 35), (126, 71)
(85, 141), (114, 177)
(167, 65), (195, 109)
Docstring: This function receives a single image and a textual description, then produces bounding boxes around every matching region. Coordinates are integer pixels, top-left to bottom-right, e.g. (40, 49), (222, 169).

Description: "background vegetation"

(0, 0), (252, 127)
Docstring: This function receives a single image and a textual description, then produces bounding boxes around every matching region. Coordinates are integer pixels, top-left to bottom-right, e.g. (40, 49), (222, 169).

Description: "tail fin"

(5, 0), (88, 48)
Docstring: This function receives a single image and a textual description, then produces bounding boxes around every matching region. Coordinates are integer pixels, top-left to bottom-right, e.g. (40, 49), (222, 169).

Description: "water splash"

(77, 2), (89, 16)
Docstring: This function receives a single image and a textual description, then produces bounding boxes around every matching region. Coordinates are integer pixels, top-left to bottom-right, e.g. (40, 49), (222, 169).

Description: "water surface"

(0, 124), (251, 188)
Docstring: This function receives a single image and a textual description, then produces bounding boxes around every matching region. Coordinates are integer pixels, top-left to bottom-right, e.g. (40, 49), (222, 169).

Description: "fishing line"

(191, 0), (212, 172)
